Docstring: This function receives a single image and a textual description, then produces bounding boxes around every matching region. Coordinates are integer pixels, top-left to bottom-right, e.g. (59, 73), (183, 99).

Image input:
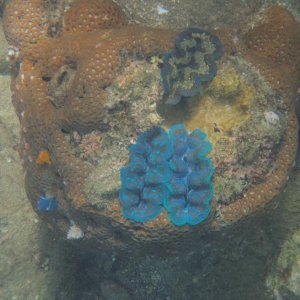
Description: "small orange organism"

(36, 150), (51, 165)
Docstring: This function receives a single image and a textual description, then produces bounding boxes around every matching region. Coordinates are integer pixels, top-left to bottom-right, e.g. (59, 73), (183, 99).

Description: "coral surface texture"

(3, 0), (300, 251)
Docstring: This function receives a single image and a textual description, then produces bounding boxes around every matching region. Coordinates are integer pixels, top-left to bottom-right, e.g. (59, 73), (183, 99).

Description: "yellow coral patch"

(162, 64), (253, 143)
(36, 150), (51, 165)
(208, 67), (243, 99)
(185, 65), (253, 144)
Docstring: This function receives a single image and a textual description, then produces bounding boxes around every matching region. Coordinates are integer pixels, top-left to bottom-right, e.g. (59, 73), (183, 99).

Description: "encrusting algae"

(36, 150), (51, 165)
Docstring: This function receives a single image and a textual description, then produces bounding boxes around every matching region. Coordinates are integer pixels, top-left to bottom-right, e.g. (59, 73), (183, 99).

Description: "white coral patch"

(67, 224), (84, 240)
(157, 5), (169, 15)
(6, 46), (19, 62)
(264, 111), (280, 125)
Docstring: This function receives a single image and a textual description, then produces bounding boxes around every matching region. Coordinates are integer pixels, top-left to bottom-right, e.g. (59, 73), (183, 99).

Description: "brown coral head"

(64, 0), (128, 33)
(242, 6), (300, 94)
(244, 6), (300, 67)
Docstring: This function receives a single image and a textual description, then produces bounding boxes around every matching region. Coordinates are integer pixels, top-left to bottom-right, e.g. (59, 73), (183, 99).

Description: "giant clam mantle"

(119, 124), (214, 226)
(161, 28), (223, 105)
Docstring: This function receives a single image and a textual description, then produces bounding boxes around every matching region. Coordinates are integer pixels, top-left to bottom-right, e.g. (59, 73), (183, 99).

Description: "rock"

(100, 281), (131, 300)
(266, 230), (300, 298)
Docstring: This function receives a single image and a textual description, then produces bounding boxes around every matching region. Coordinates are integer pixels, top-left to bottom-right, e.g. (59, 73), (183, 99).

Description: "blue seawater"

(119, 124), (214, 225)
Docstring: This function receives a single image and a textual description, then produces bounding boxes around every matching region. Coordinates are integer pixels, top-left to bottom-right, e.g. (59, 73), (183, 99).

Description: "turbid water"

(0, 1), (300, 299)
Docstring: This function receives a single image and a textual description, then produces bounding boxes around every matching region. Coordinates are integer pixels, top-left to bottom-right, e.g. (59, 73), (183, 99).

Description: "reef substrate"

(3, 0), (299, 252)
